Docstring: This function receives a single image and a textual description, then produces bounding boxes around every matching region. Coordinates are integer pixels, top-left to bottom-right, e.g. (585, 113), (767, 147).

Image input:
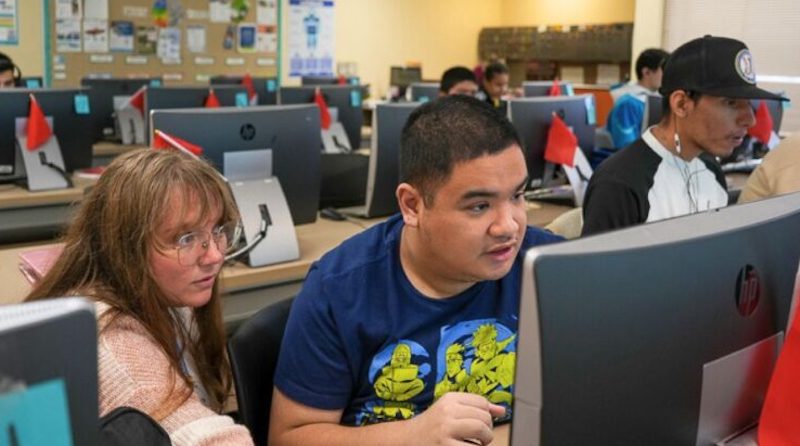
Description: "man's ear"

(396, 182), (423, 228)
(669, 90), (693, 119)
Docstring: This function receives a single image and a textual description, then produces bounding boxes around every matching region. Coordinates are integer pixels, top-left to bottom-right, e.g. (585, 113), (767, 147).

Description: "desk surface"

(0, 175), (94, 210)
(0, 201), (570, 306)
(93, 142), (148, 158)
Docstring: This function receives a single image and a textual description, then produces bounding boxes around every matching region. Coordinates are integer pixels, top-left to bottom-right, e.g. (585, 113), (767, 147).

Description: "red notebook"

(18, 245), (64, 285)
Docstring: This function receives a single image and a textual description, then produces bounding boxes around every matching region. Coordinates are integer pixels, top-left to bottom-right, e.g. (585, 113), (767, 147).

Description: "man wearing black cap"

(582, 35), (788, 236)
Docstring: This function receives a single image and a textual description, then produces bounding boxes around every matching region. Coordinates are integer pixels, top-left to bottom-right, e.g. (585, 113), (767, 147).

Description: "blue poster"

(288, 0), (335, 77)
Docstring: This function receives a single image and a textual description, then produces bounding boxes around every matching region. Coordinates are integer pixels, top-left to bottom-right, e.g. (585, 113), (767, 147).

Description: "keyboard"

(721, 158), (762, 173)
(525, 185), (575, 202)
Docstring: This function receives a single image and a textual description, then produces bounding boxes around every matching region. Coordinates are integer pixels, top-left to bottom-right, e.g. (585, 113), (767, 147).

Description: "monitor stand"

(224, 150), (299, 267)
(322, 122), (352, 154)
(114, 108), (145, 145)
(14, 117), (71, 192)
(718, 426), (758, 446)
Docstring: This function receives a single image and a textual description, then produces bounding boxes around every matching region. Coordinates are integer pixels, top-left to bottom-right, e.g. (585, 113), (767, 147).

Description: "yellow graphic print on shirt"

(374, 343), (425, 402)
(434, 320), (517, 416)
(357, 340), (431, 425)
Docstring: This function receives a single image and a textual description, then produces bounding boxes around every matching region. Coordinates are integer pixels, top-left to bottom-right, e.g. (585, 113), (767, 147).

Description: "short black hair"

(440, 66), (476, 94)
(635, 48), (669, 80)
(484, 62), (510, 82)
(661, 90), (703, 119)
(400, 95), (522, 205)
(0, 52), (19, 80)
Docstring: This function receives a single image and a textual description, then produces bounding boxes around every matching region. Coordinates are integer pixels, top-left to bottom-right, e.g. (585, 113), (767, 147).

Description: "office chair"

(227, 297), (295, 446)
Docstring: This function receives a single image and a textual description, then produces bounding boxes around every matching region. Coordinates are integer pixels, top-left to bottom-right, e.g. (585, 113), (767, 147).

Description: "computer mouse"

(320, 207), (347, 221)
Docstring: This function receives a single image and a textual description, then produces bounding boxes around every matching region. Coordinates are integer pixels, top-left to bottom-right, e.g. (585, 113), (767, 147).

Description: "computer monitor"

(389, 66), (423, 100)
(339, 102), (418, 218)
(144, 85), (248, 138)
(390, 66), (422, 88)
(150, 105), (321, 225)
(512, 191), (800, 445)
(641, 93), (663, 132)
(0, 88), (94, 182)
(522, 81), (573, 97)
(720, 94), (785, 167)
(409, 82), (440, 102)
(81, 77), (161, 141)
(301, 75), (359, 86)
(0, 298), (98, 445)
(755, 96), (784, 134)
(279, 85), (364, 149)
(507, 95), (596, 188)
(210, 75), (278, 106)
(17, 76), (44, 88)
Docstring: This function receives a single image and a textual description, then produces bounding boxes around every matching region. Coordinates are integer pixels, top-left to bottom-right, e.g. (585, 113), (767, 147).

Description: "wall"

(631, 0), (665, 79)
(281, 0), (504, 98)
(2, 1), (44, 78)
(500, 0), (636, 26)
(280, 0), (638, 99)
(13, 1), (639, 94)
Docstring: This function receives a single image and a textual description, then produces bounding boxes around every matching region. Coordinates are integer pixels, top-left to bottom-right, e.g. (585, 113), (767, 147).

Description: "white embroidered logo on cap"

(735, 49), (756, 84)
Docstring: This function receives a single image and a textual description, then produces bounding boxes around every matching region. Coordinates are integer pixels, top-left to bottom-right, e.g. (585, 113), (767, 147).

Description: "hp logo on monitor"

(240, 123), (256, 141)
(735, 265), (760, 317)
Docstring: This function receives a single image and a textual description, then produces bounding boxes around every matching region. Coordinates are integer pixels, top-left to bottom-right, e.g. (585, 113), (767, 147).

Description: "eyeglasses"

(174, 221), (243, 266)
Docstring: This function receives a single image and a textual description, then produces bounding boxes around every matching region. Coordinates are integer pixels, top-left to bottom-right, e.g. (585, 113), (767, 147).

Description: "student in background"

(610, 48), (670, 103)
(269, 96), (562, 446)
(0, 52), (20, 88)
(25, 149), (254, 445)
(477, 62), (522, 113)
(583, 35), (786, 236)
(606, 48), (671, 149)
(738, 132), (800, 203)
(439, 66), (479, 96)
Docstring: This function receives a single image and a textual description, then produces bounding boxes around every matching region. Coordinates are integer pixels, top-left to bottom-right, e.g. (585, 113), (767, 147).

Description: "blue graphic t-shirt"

(274, 214), (563, 425)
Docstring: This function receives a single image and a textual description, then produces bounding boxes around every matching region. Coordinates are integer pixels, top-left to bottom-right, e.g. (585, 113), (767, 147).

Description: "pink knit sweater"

(95, 303), (254, 445)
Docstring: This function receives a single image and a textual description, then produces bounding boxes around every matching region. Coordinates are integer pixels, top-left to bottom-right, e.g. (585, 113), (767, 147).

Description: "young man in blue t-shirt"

(270, 95), (563, 446)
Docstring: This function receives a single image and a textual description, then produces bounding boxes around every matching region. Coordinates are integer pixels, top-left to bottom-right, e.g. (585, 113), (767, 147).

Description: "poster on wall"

(257, 0), (277, 25)
(287, 0), (334, 77)
(83, 18), (109, 52)
(0, 0), (18, 45)
(109, 21), (134, 52)
(56, 18), (82, 52)
(55, 0), (81, 19)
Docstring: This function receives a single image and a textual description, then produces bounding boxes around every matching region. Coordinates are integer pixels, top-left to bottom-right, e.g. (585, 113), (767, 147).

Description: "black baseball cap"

(659, 35), (788, 101)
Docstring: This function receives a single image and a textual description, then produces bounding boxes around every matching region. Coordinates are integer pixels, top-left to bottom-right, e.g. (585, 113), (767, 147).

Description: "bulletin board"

(46, 0), (280, 87)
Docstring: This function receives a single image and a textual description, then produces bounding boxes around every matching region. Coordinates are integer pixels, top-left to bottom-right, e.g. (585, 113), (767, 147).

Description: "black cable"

(225, 203), (271, 262)
(332, 134), (352, 153)
(38, 152), (73, 188)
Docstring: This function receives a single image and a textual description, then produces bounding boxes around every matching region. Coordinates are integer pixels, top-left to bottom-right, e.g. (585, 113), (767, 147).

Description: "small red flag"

(26, 94), (53, 151)
(548, 79), (562, 97)
(759, 264), (800, 446)
(337, 75), (347, 85)
(125, 86), (146, 116)
(205, 89), (221, 108)
(242, 73), (257, 102)
(748, 100), (774, 145)
(544, 114), (578, 167)
(152, 130), (204, 156)
(314, 87), (331, 130)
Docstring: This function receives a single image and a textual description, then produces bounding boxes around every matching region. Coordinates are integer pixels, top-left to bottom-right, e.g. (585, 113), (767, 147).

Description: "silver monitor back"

(513, 192), (800, 445)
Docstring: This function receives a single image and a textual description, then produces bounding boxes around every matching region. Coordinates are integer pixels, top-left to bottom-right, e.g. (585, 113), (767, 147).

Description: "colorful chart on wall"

(45, 0), (280, 87)
(287, 0), (334, 77)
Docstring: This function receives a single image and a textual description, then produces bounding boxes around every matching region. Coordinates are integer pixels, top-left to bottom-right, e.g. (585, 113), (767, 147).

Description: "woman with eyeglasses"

(25, 149), (254, 444)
